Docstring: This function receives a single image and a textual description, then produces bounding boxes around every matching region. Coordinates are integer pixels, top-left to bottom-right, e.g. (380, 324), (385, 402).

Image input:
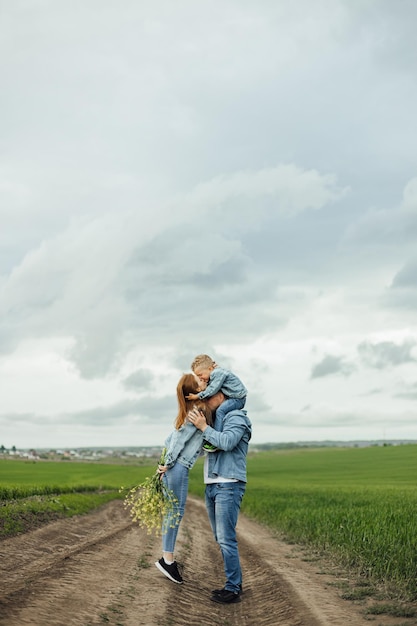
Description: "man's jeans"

(162, 462), (189, 553)
(205, 481), (246, 593)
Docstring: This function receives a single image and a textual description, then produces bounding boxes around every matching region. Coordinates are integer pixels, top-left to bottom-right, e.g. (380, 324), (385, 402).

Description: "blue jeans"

(205, 481), (246, 593)
(162, 462), (189, 553)
(215, 397), (246, 422)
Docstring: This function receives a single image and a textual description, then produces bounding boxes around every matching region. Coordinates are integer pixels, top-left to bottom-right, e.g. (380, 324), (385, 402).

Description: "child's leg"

(215, 397), (246, 421)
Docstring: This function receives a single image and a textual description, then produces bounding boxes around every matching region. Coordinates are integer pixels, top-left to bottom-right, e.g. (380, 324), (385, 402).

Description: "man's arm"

(202, 419), (247, 451)
(189, 409), (247, 451)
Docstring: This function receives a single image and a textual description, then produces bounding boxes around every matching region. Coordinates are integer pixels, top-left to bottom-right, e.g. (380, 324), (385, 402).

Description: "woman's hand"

(157, 464), (167, 480)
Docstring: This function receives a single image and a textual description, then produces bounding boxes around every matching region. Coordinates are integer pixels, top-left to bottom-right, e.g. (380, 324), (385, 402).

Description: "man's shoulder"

(225, 408), (250, 421)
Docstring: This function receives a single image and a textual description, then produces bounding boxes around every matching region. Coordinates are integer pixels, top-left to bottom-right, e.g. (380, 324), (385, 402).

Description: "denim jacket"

(198, 367), (247, 400)
(164, 421), (203, 469)
(203, 409), (252, 482)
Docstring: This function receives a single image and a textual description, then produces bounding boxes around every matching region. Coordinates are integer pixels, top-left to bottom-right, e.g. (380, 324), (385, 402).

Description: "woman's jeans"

(205, 481), (246, 593)
(162, 462), (189, 553)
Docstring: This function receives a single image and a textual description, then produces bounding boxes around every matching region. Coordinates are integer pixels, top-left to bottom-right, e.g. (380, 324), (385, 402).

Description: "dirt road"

(0, 497), (407, 626)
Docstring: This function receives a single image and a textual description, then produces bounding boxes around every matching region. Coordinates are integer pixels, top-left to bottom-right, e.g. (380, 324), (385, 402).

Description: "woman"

(155, 373), (212, 584)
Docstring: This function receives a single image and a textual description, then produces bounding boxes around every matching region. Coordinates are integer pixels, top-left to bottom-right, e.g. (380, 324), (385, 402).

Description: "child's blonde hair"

(191, 354), (216, 372)
(175, 373), (212, 429)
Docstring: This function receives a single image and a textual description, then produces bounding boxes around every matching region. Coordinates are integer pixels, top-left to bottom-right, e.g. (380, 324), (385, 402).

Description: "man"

(188, 391), (252, 604)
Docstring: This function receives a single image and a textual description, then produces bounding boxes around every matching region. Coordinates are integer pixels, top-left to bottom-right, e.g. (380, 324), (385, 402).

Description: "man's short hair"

(191, 354), (215, 371)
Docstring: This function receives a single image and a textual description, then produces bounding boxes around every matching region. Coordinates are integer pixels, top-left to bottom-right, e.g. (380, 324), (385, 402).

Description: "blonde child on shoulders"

(186, 354), (247, 452)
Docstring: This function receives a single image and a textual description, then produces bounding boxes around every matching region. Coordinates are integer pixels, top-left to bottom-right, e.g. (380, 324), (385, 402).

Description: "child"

(187, 354), (247, 451)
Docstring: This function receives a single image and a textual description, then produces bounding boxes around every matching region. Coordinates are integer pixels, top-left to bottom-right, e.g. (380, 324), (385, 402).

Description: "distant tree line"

(1, 445), (17, 453)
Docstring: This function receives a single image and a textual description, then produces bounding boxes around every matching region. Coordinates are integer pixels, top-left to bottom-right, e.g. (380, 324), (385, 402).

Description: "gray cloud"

(386, 257), (417, 309)
(122, 369), (154, 392)
(311, 355), (356, 379)
(61, 396), (175, 426)
(245, 394), (272, 414)
(0, 395), (176, 429)
(264, 409), (398, 429)
(394, 381), (417, 401)
(396, 392), (417, 401)
(358, 339), (417, 369)
(360, 388), (383, 397)
(391, 259), (417, 289)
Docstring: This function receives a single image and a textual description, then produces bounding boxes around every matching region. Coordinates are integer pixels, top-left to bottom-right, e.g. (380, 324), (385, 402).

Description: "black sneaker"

(202, 442), (218, 452)
(155, 558), (183, 584)
(211, 588), (241, 604)
(212, 584), (243, 596)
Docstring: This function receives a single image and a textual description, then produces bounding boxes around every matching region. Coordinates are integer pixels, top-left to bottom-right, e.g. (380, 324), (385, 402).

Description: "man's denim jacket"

(164, 422), (203, 469)
(203, 409), (252, 482)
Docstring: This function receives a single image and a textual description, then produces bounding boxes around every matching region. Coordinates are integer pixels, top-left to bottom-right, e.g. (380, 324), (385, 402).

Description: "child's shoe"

(202, 441), (218, 452)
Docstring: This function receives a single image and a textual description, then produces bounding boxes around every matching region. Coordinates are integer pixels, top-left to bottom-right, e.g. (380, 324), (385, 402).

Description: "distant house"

(22, 449), (40, 460)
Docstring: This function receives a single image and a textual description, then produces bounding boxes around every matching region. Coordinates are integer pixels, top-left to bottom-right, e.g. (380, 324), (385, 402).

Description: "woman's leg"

(161, 462), (189, 558)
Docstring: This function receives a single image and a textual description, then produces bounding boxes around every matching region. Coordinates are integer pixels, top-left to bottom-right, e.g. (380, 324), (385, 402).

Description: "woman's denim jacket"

(164, 421), (203, 469)
(203, 409), (252, 482)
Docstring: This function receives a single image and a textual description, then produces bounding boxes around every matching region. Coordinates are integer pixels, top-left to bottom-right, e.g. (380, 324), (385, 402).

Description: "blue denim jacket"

(164, 422), (203, 469)
(198, 367), (247, 400)
(203, 409), (252, 482)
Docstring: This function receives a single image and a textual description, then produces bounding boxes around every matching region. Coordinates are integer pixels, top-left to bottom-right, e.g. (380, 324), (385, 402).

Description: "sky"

(1, 0), (417, 449)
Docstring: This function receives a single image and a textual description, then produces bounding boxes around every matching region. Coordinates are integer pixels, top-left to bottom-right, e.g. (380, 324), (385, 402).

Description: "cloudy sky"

(1, 0), (417, 450)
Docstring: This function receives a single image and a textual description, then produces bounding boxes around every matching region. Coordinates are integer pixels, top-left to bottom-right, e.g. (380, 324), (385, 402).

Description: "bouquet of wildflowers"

(123, 448), (180, 535)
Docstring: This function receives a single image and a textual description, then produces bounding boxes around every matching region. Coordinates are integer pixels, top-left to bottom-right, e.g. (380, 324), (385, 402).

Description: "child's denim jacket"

(164, 422), (204, 469)
(198, 367), (247, 400)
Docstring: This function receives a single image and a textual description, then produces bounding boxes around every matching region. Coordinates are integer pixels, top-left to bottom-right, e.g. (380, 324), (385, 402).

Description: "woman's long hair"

(175, 373), (212, 429)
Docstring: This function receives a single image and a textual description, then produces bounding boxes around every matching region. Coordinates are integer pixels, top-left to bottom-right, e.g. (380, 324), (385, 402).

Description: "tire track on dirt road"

(164, 497), (317, 626)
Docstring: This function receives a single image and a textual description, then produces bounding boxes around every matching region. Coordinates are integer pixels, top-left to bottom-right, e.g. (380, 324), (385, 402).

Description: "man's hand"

(186, 393), (199, 401)
(188, 407), (208, 431)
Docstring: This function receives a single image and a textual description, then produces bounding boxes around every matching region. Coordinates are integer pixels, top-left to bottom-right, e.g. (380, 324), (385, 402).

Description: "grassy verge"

(241, 486), (417, 600)
(0, 458), (155, 490)
(0, 459), (154, 538)
(0, 484), (106, 500)
(0, 491), (123, 537)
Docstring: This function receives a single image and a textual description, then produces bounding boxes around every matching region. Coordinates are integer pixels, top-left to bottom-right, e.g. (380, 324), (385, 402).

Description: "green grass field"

(0, 459), (152, 497)
(1, 444), (416, 600)
(242, 443), (417, 584)
(0, 459), (152, 537)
